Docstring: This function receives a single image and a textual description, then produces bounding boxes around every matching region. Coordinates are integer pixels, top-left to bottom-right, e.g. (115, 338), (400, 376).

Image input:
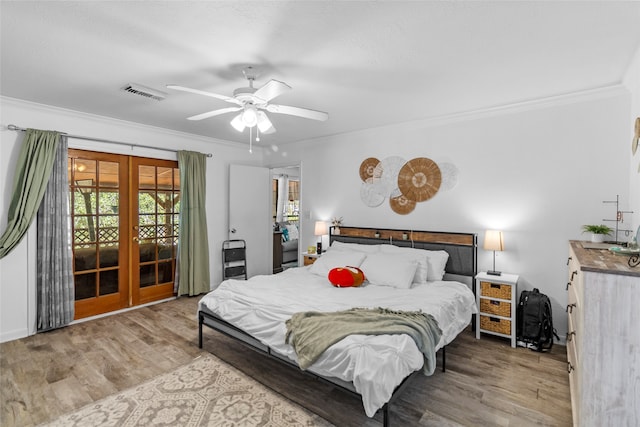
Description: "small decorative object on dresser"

(581, 224), (612, 243)
(475, 272), (519, 347)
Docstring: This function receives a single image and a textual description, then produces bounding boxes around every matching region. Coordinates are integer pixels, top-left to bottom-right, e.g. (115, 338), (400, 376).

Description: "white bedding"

(199, 266), (476, 417)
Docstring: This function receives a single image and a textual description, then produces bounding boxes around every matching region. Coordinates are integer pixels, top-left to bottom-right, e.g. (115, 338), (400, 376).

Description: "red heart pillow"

(328, 266), (366, 288)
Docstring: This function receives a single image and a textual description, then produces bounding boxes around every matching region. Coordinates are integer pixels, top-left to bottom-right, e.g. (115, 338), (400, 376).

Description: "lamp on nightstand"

(484, 230), (504, 276)
(314, 221), (328, 254)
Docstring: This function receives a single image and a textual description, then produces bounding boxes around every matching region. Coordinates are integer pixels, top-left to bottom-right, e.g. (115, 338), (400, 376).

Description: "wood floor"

(0, 296), (572, 427)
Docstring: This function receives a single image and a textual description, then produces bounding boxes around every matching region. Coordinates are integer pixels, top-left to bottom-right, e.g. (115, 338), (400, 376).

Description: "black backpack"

(516, 288), (559, 352)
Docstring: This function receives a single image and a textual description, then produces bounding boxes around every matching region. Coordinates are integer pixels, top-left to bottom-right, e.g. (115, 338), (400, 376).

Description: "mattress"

(199, 266), (476, 417)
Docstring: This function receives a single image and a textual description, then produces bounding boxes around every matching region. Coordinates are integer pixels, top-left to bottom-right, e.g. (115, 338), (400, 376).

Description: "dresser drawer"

(480, 281), (512, 300)
(480, 299), (511, 317)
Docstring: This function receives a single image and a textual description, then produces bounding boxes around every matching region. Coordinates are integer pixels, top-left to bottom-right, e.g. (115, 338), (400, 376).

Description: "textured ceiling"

(1, 1), (639, 148)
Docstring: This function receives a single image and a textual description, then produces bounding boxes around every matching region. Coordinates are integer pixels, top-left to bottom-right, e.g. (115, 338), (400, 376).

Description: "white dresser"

(566, 241), (640, 427)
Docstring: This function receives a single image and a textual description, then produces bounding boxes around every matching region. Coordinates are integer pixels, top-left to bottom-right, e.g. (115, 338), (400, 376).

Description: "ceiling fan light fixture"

(241, 105), (258, 127)
(257, 111), (274, 134)
(230, 113), (245, 132)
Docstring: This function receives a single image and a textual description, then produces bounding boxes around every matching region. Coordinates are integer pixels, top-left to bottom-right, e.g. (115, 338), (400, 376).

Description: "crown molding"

(289, 84), (629, 146)
(0, 96), (255, 151)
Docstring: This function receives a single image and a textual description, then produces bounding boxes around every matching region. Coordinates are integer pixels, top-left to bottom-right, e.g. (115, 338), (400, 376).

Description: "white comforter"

(199, 266), (476, 417)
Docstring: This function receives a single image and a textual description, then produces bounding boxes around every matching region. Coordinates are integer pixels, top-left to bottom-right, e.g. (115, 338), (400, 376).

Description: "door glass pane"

(173, 168), (180, 189)
(138, 191), (156, 214)
(74, 273), (96, 300)
(158, 261), (173, 284)
(140, 264), (156, 287)
(74, 244), (96, 271)
(157, 167), (172, 190)
(158, 238), (172, 260)
(139, 165), (155, 189)
(98, 216), (119, 242)
(74, 159), (96, 183)
(99, 161), (119, 188)
(99, 244), (119, 268)
(157, 191), (171, 214)
(99, 190), (119, 214)
(99, 270), (119, 295)
(140, 239), (156, 262)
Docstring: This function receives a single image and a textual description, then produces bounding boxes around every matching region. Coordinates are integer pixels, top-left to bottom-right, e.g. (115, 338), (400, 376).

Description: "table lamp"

(314, 221), (328, 254)
(484, 230), (504, 276)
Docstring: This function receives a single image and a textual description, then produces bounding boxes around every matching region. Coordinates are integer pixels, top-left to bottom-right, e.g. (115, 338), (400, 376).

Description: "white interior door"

(229, 164), (271, 278)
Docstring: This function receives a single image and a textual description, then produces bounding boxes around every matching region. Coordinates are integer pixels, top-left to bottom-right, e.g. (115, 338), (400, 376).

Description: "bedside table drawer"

(303, 255), (317, 266)
(480, 299), (511, 317)
(480, 281), (512, 300)
(480, 315), (511, 335)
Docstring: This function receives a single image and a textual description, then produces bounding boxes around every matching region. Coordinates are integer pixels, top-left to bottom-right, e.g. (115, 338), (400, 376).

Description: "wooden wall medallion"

(397, 157), (441, 202)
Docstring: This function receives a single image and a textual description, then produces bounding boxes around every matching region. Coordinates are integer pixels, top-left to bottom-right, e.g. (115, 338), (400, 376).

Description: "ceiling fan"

(167, 67), (328, 137)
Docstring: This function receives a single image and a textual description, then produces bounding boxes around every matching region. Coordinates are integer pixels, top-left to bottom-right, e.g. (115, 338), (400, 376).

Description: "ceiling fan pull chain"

(249, 126), (253, 153)
(256, 127), (260, 142)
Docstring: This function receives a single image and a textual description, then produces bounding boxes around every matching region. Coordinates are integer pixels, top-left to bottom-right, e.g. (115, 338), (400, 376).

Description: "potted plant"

(582, 224), (613, 243)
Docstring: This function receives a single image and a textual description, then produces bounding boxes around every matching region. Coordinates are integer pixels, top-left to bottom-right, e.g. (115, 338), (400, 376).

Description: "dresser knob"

(566, 282), (572, 291)
(566, 256), (572, 265)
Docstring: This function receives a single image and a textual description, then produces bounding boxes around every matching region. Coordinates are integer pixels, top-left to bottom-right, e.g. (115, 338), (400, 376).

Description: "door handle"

(133, 236), (139, 242)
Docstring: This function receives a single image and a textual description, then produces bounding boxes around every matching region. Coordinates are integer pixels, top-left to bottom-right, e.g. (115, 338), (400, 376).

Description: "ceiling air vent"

(121, 83), (166, 101)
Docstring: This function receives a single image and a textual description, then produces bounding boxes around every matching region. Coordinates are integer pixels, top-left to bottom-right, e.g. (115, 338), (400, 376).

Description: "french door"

(68, 149), (179, 319)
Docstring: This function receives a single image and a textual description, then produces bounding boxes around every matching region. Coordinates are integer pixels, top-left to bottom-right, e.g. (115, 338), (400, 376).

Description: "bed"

(198, 226), (477, 426)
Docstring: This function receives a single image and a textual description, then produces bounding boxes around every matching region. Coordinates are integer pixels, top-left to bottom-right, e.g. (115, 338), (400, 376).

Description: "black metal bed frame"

(198, 226), (477, 426)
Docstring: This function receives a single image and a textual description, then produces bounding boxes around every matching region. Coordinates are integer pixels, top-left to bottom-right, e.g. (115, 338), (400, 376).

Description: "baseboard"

(0, 327), (30, 344)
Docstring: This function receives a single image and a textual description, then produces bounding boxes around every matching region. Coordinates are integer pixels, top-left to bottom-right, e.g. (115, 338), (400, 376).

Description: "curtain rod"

(6, 124), (213, 158)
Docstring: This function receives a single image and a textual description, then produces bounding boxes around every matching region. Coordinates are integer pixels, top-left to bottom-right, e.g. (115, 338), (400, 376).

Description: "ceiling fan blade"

(166, 84), (242, 105)
(253, 79), (291, 103)
(266, 104), (329, 121)
(187, 106), (242, 121)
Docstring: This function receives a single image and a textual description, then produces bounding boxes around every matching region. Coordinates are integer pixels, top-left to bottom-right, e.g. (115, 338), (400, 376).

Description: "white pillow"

(329, 241), (381, 254)
(308, 250), (367, 277)
(380, 246), (449, 281)
(424, 250), (449, 281)
(285, 224), (299, 241)
(359, 253), (418, 289)
(379, 245), (429, 284)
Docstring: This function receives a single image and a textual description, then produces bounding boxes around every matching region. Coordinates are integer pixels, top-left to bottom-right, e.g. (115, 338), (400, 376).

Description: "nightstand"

(475, 272), (519, 347)
(302, 252), (320, 266)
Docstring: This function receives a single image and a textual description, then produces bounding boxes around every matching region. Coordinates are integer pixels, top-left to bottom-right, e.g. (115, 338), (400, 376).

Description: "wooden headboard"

(329, 226), (477, 287)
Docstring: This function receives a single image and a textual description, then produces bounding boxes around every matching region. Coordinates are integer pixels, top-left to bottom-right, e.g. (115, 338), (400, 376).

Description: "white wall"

(266, 86), (634, 340)
(0, 97), (263, 342)
(623, 46), (640, 232)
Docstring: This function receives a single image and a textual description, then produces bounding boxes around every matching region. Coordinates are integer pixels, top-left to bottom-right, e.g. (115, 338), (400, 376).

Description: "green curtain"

(0, 129), (60, 259)
(175, 151), (211, 296)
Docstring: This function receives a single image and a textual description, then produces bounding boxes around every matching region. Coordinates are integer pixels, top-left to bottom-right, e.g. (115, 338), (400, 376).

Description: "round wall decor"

(389, 193), (416, 215)
(359, 157), (380, 183)
(397, 157), (441, 202)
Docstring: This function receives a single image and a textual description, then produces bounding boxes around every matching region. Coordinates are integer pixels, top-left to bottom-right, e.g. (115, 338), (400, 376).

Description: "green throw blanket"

(285, 307), (442, 375)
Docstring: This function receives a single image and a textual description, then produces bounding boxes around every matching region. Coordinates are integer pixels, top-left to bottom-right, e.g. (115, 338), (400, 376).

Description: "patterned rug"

(42, 353), (333, 426)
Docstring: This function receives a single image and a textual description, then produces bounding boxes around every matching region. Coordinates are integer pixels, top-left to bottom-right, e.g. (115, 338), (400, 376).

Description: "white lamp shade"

(314, 221), (328, 236)
(483, 230), (504, 251)
(230, 113), (245, 132)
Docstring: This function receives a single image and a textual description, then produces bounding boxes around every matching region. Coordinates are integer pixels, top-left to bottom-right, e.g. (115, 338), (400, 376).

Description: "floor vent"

(121, 83), (166, 101)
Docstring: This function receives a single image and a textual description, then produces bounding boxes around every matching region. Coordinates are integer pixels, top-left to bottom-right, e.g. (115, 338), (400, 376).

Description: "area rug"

(42, 353), (333, 426)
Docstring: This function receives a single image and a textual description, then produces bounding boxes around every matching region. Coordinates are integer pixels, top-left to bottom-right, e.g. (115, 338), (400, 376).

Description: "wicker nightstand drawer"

(480, 315), (511, 335)
(480, 299), (511, 317)
(480, 281), (512, 300)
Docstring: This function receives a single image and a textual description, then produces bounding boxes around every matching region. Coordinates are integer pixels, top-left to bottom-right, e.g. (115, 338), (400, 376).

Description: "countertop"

(570, 240), (640, 277)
